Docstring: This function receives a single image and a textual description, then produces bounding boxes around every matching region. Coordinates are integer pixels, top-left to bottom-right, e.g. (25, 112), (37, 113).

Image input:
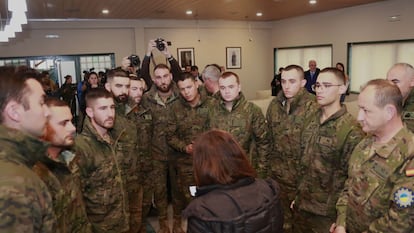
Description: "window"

(274, 45), (332, 74)
(349, 40), (414, 92)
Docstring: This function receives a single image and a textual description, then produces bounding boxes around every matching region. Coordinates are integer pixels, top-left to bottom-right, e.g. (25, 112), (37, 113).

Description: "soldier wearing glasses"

(292, 67), (364, 233)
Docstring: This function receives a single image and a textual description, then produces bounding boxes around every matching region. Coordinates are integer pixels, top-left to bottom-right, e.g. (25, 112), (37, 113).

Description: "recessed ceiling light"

(186, 10), (192, 15)
(256, 12), (263, 17)
(45, 34), (59, 39)
(309, 0), (317, 4)
(102, 9), (109, 14)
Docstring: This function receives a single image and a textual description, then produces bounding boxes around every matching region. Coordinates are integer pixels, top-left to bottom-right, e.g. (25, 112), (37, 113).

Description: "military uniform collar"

(219, 92), (245, 111)
(317, 104), (348, 125)
(371, 127), (411, 159)
(81, 117), (114, 144)
(404, 88), (414, 108)
(0, 124), (49, 167)
(276, 88), (309, 113)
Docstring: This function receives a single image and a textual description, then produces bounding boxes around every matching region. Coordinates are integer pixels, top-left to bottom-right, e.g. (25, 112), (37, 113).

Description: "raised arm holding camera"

(139, 38), (182, 90)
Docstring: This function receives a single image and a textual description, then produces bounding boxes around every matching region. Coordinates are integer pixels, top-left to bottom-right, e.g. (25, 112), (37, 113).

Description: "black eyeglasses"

(311, 83), (343, 92)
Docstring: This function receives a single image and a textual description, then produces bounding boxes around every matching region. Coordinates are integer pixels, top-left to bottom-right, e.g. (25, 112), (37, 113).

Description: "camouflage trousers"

(127, 181), (153, 233)
(152, 159), (181, 218)
(292, 208), (334, 233)
(174, 157), (196, 211)
(278, 184), (296, 233)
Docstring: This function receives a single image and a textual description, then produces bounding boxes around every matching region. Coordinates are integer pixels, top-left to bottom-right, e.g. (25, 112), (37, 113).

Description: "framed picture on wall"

(177, 48), (195, 70)
(226, 47), (241, 69)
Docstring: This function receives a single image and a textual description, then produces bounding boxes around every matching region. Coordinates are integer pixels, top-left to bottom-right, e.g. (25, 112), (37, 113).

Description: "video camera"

(155, 38), (172, 51)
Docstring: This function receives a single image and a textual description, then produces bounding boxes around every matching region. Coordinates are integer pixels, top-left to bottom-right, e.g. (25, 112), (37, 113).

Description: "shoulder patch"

(394, 187), (414, 208)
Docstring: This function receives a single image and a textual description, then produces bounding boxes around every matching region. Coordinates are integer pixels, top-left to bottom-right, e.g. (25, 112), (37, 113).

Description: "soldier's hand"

(147, 40), (156, 55)
(185, 143), (193, 155)
(329, 223), (346, 233)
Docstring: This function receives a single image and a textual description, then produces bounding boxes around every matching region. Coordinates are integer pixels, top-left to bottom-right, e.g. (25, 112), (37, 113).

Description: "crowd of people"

(0, 39), (413, 233)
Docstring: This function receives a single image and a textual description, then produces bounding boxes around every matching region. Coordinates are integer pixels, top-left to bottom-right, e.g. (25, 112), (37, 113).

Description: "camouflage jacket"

(166, 87), (216, 163)
(296, 105), (364, 217)
(75, 117), (129, 233)
(209, 92), (271, 177)
(113, 102), (141, 187)
(0, 125), (57, 232)
(141, 84), (180, 161)
(402, 88), (414, 132)
(32, 151), (92, 233)
(266, 88), (316, 188)
(125, 103), (154, 178)
(336, 126), (414, 233)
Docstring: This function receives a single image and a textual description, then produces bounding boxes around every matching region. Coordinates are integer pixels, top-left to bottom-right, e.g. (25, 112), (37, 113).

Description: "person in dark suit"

(304, 59), (320, 94)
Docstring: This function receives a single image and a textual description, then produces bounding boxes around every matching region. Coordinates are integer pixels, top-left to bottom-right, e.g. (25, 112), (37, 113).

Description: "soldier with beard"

(75, 88), (130, 233)
(33, 97), (92, 233)
(141, 64), (182, 233)
(126, 76), (155, 233)
(104, 69), (144, 233)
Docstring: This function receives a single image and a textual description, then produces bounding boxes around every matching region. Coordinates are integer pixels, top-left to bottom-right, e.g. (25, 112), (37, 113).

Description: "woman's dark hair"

(193, 129), (256, 186)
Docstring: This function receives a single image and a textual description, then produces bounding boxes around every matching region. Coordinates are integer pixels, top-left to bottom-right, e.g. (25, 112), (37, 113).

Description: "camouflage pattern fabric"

(402, 88), (414, 132)
(166, 88), (216, 207)
(336, 126), (414, 233)
(294, 105), (364, 233)
(266, 88), (316, 232)
(0, 125), (57, 232)
(209, 92), (271, 178)
(32, 152), (92, 233)
(75, 117), (130, 233)
(126, 103), (155, 233)
(140, 84), (180, 219)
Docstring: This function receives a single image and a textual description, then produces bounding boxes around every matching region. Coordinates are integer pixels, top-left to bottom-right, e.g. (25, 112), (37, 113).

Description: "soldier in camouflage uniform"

(33, 97), (92, 233)
(166, 72), (216, 216)
(105, 68), (145, 233)
(209, 71), (271, 178)
(332, 79), (414, 233)
(201, 64), (221, 98)
(0, 67), (56, 232)
(386, 62), (414, 132)
(75, 88), (130, 233)
(126, 76), (154, 233)
(293, 68), (364, 233)
(266, 64), (316, 233)
(141, 64), (182, 233)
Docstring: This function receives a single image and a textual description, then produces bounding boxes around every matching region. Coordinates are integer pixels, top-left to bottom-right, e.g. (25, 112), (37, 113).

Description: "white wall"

(0, 20), (272, 99)
(271, 0), (414, 72)
(1, 0), (413, 99)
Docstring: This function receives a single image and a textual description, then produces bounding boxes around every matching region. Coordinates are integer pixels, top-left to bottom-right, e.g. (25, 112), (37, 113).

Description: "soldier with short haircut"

(209, 71), (271, 178)
(0, 66), (56, 232)
(141, 63), (182, 233)
(105, 68), (144, 233)
(75, 88), (130, 233)
(201, 64), (221, 98)
(33, 97), (92, 233)
(126, 76), (154, 233)
(293, 67), (364, 233)
(266, 64), (316, 232)
(331, 79), (414, 233)
(166, 72), (216, 215)
(386, 62), (414, 132)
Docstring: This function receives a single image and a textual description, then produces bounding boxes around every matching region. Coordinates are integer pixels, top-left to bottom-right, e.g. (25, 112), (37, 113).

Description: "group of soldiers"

(0, 37), (413, 233)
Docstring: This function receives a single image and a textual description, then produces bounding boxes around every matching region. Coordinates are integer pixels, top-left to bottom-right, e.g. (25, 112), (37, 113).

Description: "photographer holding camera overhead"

(122, 38), (182, 91)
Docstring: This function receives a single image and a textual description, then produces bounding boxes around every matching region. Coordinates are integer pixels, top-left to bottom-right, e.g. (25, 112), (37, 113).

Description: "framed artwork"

(226, 47), (241, 69)
(177, 48), (195, 70)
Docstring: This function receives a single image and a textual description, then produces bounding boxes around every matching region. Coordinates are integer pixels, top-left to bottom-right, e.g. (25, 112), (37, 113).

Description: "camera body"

(128, 55), (141, 67)
(155, 38), (172, 51)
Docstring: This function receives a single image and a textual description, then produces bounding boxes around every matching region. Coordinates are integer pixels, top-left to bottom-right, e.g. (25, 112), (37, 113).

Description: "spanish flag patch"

(406, 168), (414, 177)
